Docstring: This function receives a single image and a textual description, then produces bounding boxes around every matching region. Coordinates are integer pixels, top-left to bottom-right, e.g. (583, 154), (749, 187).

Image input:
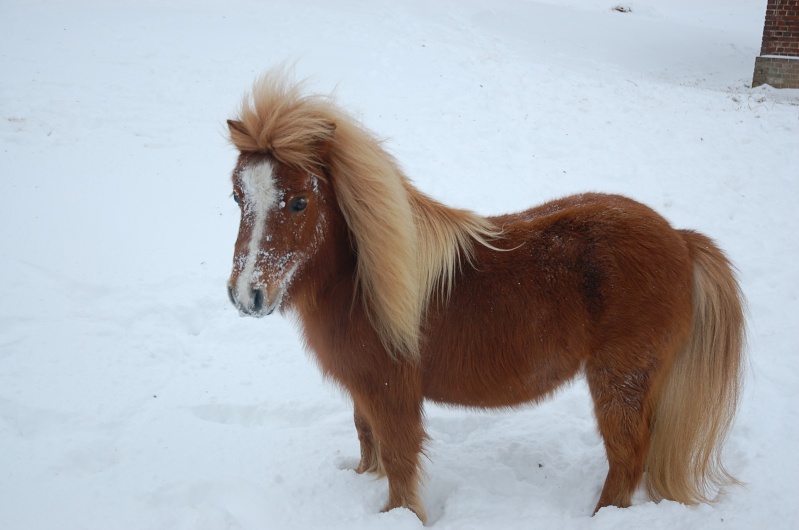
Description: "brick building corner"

(753, 0), (799, 88)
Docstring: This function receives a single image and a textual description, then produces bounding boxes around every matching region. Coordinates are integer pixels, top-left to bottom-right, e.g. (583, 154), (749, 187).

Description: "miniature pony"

(225, 71), (745, 523)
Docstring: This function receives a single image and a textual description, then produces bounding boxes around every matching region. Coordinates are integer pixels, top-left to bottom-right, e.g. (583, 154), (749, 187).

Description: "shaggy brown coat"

(226, 71), (745, 523)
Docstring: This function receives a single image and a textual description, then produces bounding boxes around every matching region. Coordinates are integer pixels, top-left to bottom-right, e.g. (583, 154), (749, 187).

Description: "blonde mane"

(228, 71), (500, 361)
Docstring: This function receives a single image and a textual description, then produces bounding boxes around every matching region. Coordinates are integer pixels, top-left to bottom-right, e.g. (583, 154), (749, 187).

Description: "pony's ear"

(227, 119), (247, 135)
(227, 119), (259, 151)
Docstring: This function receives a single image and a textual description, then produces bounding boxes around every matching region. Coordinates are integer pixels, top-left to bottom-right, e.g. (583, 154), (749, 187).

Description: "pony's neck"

(290, 207), (358, 316)
(404, 184), (502, 302)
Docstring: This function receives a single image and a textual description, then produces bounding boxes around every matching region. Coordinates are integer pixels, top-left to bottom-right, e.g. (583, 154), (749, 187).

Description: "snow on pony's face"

(227, 154), (325, 317)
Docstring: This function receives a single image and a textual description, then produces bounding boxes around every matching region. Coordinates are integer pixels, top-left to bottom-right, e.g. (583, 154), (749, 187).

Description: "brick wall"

(752, 0), (799, 88)
(759, 0), (799, 56)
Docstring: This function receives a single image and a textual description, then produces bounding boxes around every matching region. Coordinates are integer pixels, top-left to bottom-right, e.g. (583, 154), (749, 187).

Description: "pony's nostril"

(227, 285), (236, 306)
(251, 288), (264, 313)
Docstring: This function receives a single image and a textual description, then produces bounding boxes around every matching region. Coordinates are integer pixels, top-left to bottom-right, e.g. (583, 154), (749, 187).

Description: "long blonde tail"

(645, 230), (746, 504)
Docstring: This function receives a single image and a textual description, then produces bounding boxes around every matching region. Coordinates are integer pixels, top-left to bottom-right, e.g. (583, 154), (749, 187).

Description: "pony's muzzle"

(227, 284), (268, 317)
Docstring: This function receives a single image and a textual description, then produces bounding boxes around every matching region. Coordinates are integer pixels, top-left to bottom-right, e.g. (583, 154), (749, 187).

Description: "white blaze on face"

(235, 161), (279, 308)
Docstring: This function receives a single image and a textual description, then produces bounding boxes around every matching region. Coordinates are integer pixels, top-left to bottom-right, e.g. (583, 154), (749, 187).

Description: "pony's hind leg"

(354, 406), (384, 476)
(585, 354), (660, 513)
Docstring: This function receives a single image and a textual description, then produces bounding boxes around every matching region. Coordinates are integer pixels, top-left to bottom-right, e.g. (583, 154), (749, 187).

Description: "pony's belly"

(422, 355), (581, 408)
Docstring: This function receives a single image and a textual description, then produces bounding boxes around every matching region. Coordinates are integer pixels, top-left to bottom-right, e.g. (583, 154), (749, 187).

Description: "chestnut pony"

(225, 72), (745, 523)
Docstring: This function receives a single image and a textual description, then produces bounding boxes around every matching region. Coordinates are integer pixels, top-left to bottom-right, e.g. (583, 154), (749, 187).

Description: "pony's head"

(225, 73), (339, 317)
(226, 151), (329, 316)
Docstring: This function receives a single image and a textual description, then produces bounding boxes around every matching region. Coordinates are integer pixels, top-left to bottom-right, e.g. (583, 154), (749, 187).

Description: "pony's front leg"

(352, 373), (428, 523)
(354, 405), (384, 476)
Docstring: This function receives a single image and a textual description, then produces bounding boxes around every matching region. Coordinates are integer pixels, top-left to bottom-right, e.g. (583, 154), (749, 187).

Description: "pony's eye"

(232, 192), (242, 205)
(290, 196), (308, 212)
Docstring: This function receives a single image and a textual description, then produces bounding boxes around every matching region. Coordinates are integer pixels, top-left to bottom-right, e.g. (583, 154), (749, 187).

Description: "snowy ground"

(1, 0), (798, 528)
